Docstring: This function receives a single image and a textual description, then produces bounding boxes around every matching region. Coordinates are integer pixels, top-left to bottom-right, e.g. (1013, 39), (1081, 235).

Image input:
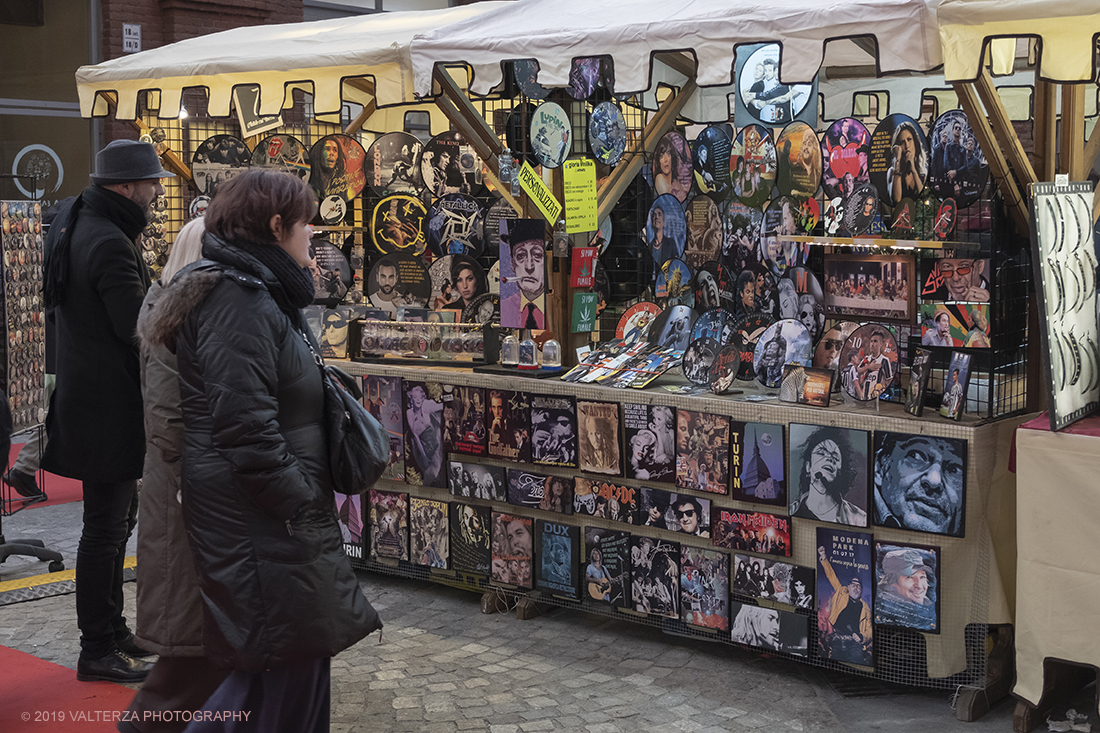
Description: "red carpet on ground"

(5, 442), (83, 509)
(0, 645), (135, 732)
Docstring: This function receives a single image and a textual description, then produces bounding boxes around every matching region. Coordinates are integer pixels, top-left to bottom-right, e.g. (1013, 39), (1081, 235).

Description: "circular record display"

(721, 201), (764, 274)
(512, 59), (549, 99)
(529, 102), (571, 169)
(841, 323), (899, 401)
(366, 252), (431, 312)
(652, 131), (694, 204)
(309, 134), (367, 202)
(692, 261), (735, 313)
(488, 261), (501, 295)
(191, 134), (250, 196)
(251, 134), (311, 182)
(588, 216), (613, 255)
(616, 301), (661, 340)
(747, 263), (779, 319)
(692, 125), (732, 200)
(648, 304), (697, 351)
(506, 103), (538, 167)
(682, 337), (720, 386)
(869, 114), (928, 207)
(759, 195), (811, 277)
(691, 308), (737, 346)
(814, 321), (860, 390)
(784, 266), (825, 343)
(709, 344), (742, 394)
(483, 198), (520, 255)
(844, 182), (879, 236)
(462, 293), (499, 325)
(823, 196), (846, 236)
(592, 261), (610, 317)
(928, 109), (988, 209)
(752, 318), (812, 388)
(732, 312), (774, 381)
(645, 193), (687, 265)
(371, 194), (428, 255)
(589, 102), (627, 166)
(568, 58), (603, 100)
(775, 121), (821, 199)
(363, 132), (421, 197)
(427, 193), (484, 257)
(420, 131), (483, 198)
(309, 239), (351, 307)
(656, 258), (693, 308)
(429, 254), (488, 313)
(821, 117), (871, 201)
(730, 124), (776, 210)
(189, 195), (211, 220)
(684, 195), (723, 270)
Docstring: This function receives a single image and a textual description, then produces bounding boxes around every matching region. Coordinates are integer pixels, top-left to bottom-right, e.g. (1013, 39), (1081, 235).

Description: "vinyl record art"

(589, 102), (627, 165)
(821, 118), (871, 201)
(649, 304), (697, 351)
(310, 134), (367, 202)
(733, 312), (774, 381)
(753, 318), (812, 388)
(512, 59), (550, 99)
(429, 254), (488, 313)
(783, 266), (825, 343)
(841, 324), (899, 401)
(869, 114), (928, 206)
(251, 133), (311, 182)
(656, 258), (693, 308)
(568, 57), (604, 100)
(427, 193), (484, 257)
(588, 216), (613, 256)
(646, 193), (687, 265)
(721, 201), (764, 274)
(692, 125), (732, 200)
(736, 43), (815, 126)
(191, 134), (251, 196)
(683, 337), (720, 386)
(691, 308), (737, 346)
(844, 182), (880, 236)
(462, 292), (499, 325)
(709, 345), (742, 394)
(652, 131), (694, 203)
(684, 195), (723, 270)
(366, 252), (431, 315)
(309, 239), (351, 307)
(760, 196), (811, 277)
(731, 124), (776, 210)
(529, 102), (571, 169)
(364, 131), (421, 197)
(616, 301), (661, 340)
(693, 261), (735, 313)
(506, 102), (539, 167)
(371, 194), (428, 255)
(483, 198), (519, 256)
(928, 109), (989, 209)
(420, 131), (483, 198)
(776, 121), (821, 199)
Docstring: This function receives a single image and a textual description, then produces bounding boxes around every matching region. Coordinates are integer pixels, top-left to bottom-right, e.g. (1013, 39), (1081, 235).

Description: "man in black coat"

(42, 139), (172, 683)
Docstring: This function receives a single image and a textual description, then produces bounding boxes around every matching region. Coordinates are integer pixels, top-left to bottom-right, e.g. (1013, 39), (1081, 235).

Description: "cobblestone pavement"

(0, 503), (1027, 732)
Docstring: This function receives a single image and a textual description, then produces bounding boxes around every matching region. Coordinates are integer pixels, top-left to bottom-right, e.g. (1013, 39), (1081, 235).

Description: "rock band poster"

(630, 536), (680, 619)
(409, 496), (448, 570)
(681, 545), (729, 632)
(675, 409), (730, 494)
(584, 527), (632, 609)
(577, 400), (622, 476)
(816, 527), (874, 667)
(443, 384), (487, 457)
(712, 509), (791, 558)
(362, 375), (405, 482)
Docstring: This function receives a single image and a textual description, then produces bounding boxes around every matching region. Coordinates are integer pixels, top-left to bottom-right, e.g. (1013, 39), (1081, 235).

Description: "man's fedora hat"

(91, 140), (175, 185)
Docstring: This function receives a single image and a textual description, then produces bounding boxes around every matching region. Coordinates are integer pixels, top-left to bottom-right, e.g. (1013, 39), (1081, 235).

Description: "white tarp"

(76, 3), (509, 120)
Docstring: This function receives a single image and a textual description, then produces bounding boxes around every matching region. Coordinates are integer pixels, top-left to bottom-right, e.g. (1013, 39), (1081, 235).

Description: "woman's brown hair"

(204, 169), (316, 246)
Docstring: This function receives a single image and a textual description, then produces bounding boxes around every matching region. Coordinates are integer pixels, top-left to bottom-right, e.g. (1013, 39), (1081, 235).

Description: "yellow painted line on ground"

(0, 555), (136, 593)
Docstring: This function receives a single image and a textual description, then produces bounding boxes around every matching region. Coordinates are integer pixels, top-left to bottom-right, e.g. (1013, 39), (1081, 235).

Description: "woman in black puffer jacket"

(156, 169), (380, 732)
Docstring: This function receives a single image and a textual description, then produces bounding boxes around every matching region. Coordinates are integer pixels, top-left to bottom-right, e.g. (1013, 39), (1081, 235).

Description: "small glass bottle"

(518, 337), (538, 370)
(540, 338), (562, 371)
(497, 147), (513, 186)
(501, 333), (520, 366)
(510, 154), (522, 197)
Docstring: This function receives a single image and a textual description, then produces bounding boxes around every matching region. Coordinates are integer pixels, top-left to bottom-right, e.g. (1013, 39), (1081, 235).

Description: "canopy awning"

(410, 0), (946, 98)
(76, 2), (509, 120)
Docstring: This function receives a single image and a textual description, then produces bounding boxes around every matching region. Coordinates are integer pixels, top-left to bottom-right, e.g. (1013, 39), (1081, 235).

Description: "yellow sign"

(562, 158), (598, 233)
(517, 161), (562, 224)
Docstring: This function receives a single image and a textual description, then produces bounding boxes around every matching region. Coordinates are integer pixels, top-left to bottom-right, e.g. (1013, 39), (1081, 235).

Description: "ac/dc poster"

(584, 527), (631, 609)
(333, 492), (364, 560)
(362, 375), (404, 482)
(487, 389), (531, 463)
(712, 509), (791, 558)
(873, 541), (939, 633)
(448, 460), (506, 502)
(577, 400), (621, 476)
(816, 527), (874, 667)
(369, 490), (408, 562)
(403, 381), (445, 488)
(618, 405), (672, 481)
(409, 497), (448, 569)
(732, 554), (814, 611)
(680, 545), (729, 631)
(442, 384), (487, 457)
(637, 487), (711, 538)
(573, 478), (637, 524)
(675, 409), (730, 494)
(450, 502), (491, 576)
(730, 422), (785, 507)
(531, 394), (578, 468)
(630, 537), (680, 618)
(536, 519), (580, 601)
(491, 512), (533, 589)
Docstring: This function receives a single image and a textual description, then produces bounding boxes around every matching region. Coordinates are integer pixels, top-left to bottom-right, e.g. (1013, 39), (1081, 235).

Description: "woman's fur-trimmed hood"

(136, 268), (224, 354)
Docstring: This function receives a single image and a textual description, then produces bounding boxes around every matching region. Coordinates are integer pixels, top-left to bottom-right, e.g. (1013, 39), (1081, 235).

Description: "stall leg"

(1012, 661), (1097, 732)
(955, 624), (1015, 722)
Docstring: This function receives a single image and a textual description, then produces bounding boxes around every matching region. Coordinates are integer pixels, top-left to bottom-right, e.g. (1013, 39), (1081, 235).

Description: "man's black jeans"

(76, 479), (138, 658)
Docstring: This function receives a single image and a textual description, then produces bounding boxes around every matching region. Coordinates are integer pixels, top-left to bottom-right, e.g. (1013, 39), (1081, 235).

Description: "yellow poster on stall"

(517, 161), (561, 224)
(562, 158), (598, 233)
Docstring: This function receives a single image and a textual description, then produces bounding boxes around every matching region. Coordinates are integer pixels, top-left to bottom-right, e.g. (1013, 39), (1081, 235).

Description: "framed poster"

(874, 541), (940, 633)
(823, 254), (915, 323)
(788, 424), (869, 527)
(816, 528), (873, 667)
(872, 432), (966, 537)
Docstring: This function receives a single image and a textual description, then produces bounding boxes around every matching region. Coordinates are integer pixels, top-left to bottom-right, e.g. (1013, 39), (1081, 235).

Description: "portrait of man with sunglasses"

(673, 496), (709, 537)
(920, 258), (989, 302)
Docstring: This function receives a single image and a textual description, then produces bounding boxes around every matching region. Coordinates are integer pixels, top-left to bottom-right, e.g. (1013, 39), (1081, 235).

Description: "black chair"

(0, 420), (64, 574)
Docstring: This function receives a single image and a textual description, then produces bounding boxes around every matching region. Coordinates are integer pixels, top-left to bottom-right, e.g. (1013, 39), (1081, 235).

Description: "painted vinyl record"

(841, 323), (899, 401)
(776, 121), (821, 199)
(814, 321), (860, 390)
(652, 131), (694, 204)
(821, 118), (871, 201)
(733, 312), (774, 381)
(684, 195), (723, 270)
(251, 134), (311, 182)
(568, 57), (603, 100)
(529, 102), (571, 169)
(928, 109), (988, 209)
(429, 254), (488, 313)
(784, 266), (825, 343)
(693, 261), (735, 313)
(366, 252), (432, 313)
(191, 134), (251, 196)
(747, 263), (779, 320)
(189, 195), (211, 220)
(310, 134), (368, 202)
(483, 198), (520, 255)
(488, 261), (501, 295)
(592, 261), (610, 317)
(692, 125), (733, 200)
(588, 216), (613, 256)
(709, 344), (742, 394)
(844, 182), (879, 236)
(310, 239), (351, 308)
(934, 198), (958, 240)
(823, 196), (846, 236)
(589, 102), (627, 166)
(721, 201), (764, 274)
(427, 193), (484, 257)
(420, 131), (483, 198)
(506, 103), (539, 167)
(371, 194), (428, 256)
(512, 59), (549, 100)
(760, 196), (811, 277)
(319, 196), (347, 225)
(683, 336), (720, 386)
(364, 131), (421, 197)
(462, 292), (499, 325)
(649, 304), (698, 351)
(656, 258), (694, 308)
(691, 307), (738, 346)
(730, 124), (776, 210)
(616, 301), (661, 340)
(869, 114), (928, 207)
(646, 193), (687, 265)
(752, 318), (812, 388)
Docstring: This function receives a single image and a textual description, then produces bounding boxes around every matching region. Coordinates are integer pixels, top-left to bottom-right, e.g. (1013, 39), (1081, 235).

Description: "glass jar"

(541, 338), (562, 371)
(518, 337), (538, 370)
(501, 333), (519, 366)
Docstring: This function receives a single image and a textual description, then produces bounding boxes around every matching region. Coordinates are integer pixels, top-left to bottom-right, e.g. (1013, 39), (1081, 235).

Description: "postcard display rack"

(0, 201), (46, 435)
(337, 359), (1019, 696)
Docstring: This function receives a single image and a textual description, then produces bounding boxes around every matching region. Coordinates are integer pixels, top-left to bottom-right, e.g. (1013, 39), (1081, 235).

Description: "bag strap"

(297, 327), (364, 401)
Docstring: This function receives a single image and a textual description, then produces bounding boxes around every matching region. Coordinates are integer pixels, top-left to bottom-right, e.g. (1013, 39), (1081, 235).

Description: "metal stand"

(0, 425), (65, 573)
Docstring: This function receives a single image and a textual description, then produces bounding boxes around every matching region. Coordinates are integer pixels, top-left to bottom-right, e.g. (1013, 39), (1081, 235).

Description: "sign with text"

(562, 158), (598, 233)
(570, 247), (597, 288)
(517, 161), (561, 224)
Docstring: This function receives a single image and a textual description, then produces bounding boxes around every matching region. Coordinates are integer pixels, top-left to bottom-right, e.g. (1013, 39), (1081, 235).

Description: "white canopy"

(410, 0), (946, 98)
(76, 2), (509, 120)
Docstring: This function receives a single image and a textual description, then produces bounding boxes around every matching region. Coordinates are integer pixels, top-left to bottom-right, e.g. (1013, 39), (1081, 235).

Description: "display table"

(1013, 413), (1100, 730)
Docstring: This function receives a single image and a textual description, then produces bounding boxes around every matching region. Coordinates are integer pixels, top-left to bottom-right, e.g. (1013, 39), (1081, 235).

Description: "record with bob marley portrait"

(462, 292), (499, 325)
(309, 239), (352, 308)
(752, 319), (812, 389)
(371, 194), (428, 256)
(191, 134), (251, 196)
(776, 121), (821, 199)
(730, 124), (776, 210)
(529, 102), (572, 169)
(693, 261), (735, 313)
(420, 131), (484, 198)
(427, 193), (484, 258)
(814, 321), (861, 392)
(367, 252), (431, 313)
(656, 258), (693, 308)
(251, 134), (311, 182)
(821, 118), (871, 202)
(648, 304), (698, 351)
(364, 131), (421, 197)
(589, 102), (627, 166)
(709, 344), (742, 394)
(511, 59), (550, 100)
(733, 312), (774, 381)
(309, 134), (367, 203)
(841, 323), (899, 401)
(506, 103), (539, 167)
(692, 125), (732, 201)
(429, 254), (488, 314)
(652, 130), (694, 204)
(869, 114), (928, 207)
(616, 301), (661, 340)
(682, 336), (720, 386)
(844, 182), (880, 236)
